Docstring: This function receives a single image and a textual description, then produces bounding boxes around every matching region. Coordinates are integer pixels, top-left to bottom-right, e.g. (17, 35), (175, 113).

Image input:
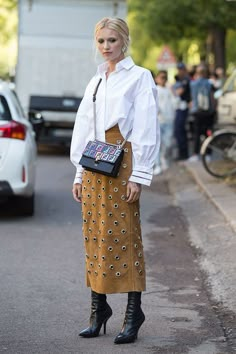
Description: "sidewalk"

(168, 159), (236, 318)
(182, 160), (236, 233)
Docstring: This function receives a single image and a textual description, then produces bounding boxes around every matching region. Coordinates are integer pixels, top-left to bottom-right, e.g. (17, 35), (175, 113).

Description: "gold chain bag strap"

(79, 78), (129, 177)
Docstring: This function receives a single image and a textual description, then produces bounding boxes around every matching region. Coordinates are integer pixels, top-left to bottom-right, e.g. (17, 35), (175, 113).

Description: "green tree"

(227, 30), (236, 72)
(0, 0), (17, 78)
(0, 0), (17, 42)
(128, 0), (236, 70)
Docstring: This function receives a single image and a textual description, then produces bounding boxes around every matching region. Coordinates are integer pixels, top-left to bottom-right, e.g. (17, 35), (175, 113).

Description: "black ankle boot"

(114, 291), (145, 344)
(79, 291), (112, 338)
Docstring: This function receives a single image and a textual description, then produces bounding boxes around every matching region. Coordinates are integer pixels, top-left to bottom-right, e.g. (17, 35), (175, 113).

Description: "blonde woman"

(70, 17), (160, 344)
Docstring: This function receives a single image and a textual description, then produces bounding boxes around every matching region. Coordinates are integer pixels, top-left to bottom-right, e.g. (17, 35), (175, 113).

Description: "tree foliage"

(0, 0), (17, 78)
(0, 0), (17, 44)
(128, 0), (236, 69)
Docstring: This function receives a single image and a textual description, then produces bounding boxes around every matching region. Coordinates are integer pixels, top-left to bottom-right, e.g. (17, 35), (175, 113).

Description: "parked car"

(215, 69), (236, 127)
(28, 95), (81, 146)
(0, 81), (37, 216)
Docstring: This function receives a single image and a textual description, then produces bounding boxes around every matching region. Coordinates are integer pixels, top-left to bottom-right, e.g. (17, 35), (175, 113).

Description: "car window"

(223, 72), (236, 93)
(10, 90), (26, 118)
(0, 95), (12, 121)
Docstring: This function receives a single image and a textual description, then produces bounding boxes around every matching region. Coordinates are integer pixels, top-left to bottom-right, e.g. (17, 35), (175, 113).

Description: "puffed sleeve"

(70, 77), (97, 184)
(129, 70), (160, 186)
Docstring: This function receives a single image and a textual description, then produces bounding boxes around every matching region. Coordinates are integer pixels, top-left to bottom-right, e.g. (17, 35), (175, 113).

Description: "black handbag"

(79, 139), (124, 177)
(79, 78), (129, 177)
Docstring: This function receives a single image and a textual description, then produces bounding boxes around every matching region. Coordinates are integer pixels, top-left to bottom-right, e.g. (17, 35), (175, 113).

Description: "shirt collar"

(97, 56), (135, 75)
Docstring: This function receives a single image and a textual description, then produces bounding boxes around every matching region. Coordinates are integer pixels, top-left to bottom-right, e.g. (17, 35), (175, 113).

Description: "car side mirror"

(28, 110), (44, 141)
(29, 110), (44, 124)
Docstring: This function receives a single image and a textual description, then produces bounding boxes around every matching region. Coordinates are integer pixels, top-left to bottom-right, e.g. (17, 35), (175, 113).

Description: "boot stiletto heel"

(103, 320), (108, 334)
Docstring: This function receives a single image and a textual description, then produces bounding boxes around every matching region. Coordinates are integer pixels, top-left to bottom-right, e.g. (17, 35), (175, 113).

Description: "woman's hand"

(72, 183), (82, 203)
(126, 181), (142, 203)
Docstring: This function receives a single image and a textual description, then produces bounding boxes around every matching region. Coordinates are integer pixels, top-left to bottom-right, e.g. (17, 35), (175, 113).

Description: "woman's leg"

(161, 122), (174, 169)
(114, 291), (145, 344)
(174, 109), (189, 159)
(79, 290), (112, 338)
(193, 113), (202, 155)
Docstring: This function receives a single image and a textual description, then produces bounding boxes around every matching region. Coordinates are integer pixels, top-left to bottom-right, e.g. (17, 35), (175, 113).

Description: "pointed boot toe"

(114, 332), (137, 344)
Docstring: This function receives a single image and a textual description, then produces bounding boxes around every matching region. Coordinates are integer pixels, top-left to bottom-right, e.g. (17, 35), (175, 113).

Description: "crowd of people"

(153, 62), (226, 175)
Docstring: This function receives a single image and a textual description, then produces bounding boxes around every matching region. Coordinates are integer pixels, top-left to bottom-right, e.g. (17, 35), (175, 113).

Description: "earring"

(122, 47), (126, 53)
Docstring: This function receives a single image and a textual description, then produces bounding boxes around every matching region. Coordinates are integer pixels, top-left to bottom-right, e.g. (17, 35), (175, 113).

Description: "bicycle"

(200, 128), (236, 178)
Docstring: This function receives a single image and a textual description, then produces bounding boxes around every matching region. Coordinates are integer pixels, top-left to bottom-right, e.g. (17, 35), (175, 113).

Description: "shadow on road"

(0, 199), (28, 219)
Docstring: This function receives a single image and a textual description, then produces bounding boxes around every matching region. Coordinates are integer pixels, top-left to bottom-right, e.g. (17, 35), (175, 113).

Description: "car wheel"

(16, 194), (35, 216)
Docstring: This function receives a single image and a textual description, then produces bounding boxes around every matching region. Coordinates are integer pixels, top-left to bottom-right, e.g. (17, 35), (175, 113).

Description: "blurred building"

(15, 0), (126, 145)
(16, 0), (127, 111)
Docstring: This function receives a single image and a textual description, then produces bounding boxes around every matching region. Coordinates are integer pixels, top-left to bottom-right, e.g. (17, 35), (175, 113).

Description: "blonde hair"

(94, 17), (130, 53)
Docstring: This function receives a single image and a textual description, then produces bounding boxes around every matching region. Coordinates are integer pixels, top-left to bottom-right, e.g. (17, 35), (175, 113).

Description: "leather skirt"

(81, 125), (146, 294)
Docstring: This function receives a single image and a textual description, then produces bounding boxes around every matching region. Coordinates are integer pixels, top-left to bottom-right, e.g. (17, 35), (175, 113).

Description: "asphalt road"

(0, 147), (234, 353)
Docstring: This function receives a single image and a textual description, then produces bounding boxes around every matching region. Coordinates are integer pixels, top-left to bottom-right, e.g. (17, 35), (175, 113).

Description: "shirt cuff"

(73, 176), (82, 185)
(73, 177), (82, 184)
(73, 168), (83, 185)
(129, 170), (152, 186)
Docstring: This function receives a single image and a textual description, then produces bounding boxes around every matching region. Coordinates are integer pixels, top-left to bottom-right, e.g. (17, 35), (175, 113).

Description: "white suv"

(0, 81), (37, 216)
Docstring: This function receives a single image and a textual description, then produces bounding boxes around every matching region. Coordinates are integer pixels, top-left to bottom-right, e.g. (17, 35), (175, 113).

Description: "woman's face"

(96, 27), (125, 64)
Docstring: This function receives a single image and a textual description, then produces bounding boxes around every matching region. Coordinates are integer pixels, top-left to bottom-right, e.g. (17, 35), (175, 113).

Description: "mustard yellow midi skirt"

(81, 125), (146, 294)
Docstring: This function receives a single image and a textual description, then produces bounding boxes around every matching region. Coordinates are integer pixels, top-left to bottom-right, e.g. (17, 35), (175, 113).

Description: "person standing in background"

(215, 67), (227, 89)
(154, 70), (175, 174)
(189, 64), (215, 161)
(173, 63), (191, 160)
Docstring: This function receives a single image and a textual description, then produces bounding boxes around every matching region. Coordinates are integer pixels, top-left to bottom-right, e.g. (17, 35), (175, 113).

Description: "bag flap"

(83, 140), (123, 163)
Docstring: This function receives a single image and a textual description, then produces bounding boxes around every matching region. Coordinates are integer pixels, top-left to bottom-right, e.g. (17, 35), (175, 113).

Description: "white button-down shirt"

(70, 56), (160, 186)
